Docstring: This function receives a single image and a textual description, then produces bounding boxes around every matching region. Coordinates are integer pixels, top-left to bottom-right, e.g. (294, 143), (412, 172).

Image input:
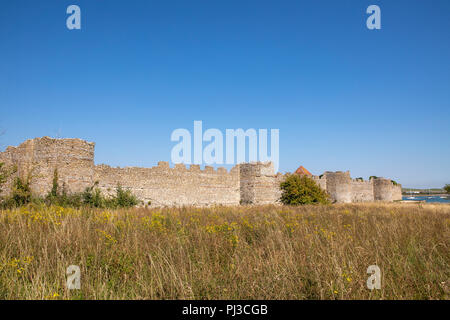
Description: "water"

(402, 195), (450, 203)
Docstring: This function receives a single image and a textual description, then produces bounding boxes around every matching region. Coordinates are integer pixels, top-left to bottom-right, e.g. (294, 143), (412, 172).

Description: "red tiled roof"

(295, 165), (312, 176)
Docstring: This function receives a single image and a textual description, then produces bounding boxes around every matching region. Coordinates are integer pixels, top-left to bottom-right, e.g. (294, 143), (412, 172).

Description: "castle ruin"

(0, 137), (402, 206)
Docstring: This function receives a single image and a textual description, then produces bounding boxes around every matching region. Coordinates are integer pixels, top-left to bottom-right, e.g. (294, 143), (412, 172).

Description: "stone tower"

(0, 137), (95, 195)
(323, 171), (353, 203)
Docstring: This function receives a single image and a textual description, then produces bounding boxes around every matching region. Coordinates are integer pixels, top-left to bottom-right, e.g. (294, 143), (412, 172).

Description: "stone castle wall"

(323, 171), (353, 203)
(0, 137), (95, 196)
(240, 163), (284, 205)
(351, 179), (374, 202)
(373, 178), (403, 202)
(94, 162), (240, 207)
(0, 137), (403, 205)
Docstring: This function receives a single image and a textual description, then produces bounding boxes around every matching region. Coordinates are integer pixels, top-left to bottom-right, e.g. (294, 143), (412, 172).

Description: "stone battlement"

(95, 162), (239, 175)
(0, 137), (402, 205)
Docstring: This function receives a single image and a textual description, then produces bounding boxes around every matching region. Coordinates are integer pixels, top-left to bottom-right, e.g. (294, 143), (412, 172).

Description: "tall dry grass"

(0, 203), (448, 300)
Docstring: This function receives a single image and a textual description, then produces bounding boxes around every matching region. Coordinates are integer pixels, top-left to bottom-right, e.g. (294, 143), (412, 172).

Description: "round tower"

(324, 171), (352, 203)
(373, 178), (394, 201)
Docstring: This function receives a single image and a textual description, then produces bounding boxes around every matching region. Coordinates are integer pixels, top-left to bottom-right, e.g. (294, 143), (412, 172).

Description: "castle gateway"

(0, 137), (402, 206)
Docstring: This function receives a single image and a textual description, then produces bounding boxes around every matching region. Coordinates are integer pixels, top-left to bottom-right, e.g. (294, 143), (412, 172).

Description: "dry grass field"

(0, 203), (448, 300)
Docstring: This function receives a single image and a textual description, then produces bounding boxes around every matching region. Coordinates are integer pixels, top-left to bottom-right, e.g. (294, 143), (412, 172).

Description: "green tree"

(10, 175), (32, 206)
(444, 184), (450, 194)
(50, 168), (59, 197)
(45, 168), (82, 207)
(113, 184), (139, 208)
(0, 162), (6, 194)
(280, 174), (330, 205)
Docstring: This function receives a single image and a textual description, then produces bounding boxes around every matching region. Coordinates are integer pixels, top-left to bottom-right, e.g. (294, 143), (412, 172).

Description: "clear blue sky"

(1, 0), (449, 188)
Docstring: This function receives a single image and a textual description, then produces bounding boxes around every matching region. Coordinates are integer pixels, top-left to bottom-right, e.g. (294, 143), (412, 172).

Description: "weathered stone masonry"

(0, 137), (402, 205)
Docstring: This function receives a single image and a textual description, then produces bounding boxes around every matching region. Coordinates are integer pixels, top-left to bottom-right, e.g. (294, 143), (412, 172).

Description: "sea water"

(402, 196), (450, 203)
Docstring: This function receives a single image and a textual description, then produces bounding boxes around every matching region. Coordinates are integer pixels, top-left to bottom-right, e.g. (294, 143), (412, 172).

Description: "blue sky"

(1, 0), (449, 188)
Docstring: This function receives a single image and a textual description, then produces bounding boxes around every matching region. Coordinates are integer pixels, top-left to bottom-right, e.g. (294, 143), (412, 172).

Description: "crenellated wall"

(93, 162), (240, 207)
(0, 137), (403, 205)
(351, 179), (374, 202)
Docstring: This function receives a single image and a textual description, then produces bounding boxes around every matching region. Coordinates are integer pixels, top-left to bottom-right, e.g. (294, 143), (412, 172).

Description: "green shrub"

(0, 163), (6, 194)
(280, 174), (330, 205)
(45, 189), (83, 208)
(10, 175), (32, 207)
(113, 184), (139, 208)
(82, 182), (106, 208)
(1, 168), (140, 209)
(81, 182), (139, 209)
(44, 169), (83, 208)
(444, 184), (450, 194)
